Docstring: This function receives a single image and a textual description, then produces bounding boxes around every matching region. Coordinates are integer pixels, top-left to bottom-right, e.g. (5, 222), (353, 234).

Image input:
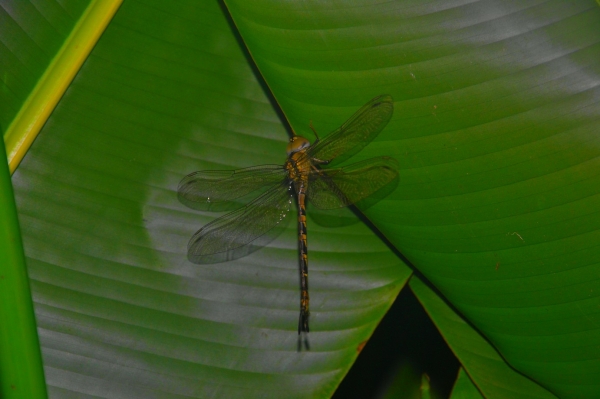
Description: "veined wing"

(306, 95), (394, 166)
(178, 165), (287, 211)
(187, 182), (293, 264)
(307, 157), (399, 210)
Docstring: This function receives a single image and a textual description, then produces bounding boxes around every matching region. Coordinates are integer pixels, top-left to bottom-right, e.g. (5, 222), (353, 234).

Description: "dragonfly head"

(287, 135), (311, 156)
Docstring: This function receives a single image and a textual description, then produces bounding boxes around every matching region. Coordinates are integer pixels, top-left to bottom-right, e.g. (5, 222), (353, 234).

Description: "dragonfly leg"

(311, 158), (330, 165)
(309, 120), (320, 141)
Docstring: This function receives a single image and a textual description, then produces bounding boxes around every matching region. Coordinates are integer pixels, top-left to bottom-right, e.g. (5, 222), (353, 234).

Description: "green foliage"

(3, 0), (600, 397)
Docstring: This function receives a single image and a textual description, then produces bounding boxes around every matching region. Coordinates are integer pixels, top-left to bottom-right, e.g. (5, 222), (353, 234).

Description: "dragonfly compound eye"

(286, 136), (311, 155)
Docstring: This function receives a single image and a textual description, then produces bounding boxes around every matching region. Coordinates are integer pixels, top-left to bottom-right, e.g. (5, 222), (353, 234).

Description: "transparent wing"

(306, 95), (394, 166)
(187, 182), (294, 264)
(178, 165), (287, 211)
(307, 157), (399, 210)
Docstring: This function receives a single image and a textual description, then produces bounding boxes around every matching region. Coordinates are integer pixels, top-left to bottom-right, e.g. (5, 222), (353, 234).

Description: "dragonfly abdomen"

(296, 178), (310, 335)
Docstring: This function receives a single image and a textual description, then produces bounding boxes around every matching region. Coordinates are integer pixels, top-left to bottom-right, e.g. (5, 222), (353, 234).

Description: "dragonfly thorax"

(285, 136), (312, 183)
(286, 135), (311, 156)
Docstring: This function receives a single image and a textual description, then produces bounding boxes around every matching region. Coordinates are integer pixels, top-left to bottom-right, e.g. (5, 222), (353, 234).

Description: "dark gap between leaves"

(333, 286), (460, 399)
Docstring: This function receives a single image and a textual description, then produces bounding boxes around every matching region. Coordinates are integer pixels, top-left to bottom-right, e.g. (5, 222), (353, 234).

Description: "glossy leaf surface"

(7, 0), (409, 397)
(4, 0), (600, 397)
(226, 1), (600, 397)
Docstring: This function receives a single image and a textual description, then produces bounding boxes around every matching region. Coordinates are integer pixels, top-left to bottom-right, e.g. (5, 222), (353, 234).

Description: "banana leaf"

(3, 0), (600, 397)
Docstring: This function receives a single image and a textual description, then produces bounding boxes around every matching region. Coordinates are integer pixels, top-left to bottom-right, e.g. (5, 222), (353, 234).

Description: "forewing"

(187, 182), (293, 264)
(307, 157), (399, 210)
(178, 165), (287, 211)
(307, 95), (394, 166)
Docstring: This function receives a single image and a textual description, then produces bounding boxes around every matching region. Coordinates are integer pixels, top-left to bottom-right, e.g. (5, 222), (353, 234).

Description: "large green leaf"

(450, 368), (484, 399)
(3, 0), (600, 397)
(0, 137), (46, 397)
(1, 0), (121, 172)
(5, 0), (409, 397)
(410, 276), (556, 399)
(226, 1), (600, 397)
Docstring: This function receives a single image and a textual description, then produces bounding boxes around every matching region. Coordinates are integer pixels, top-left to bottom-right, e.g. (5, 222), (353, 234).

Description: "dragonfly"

(177, 95), (398, 349)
